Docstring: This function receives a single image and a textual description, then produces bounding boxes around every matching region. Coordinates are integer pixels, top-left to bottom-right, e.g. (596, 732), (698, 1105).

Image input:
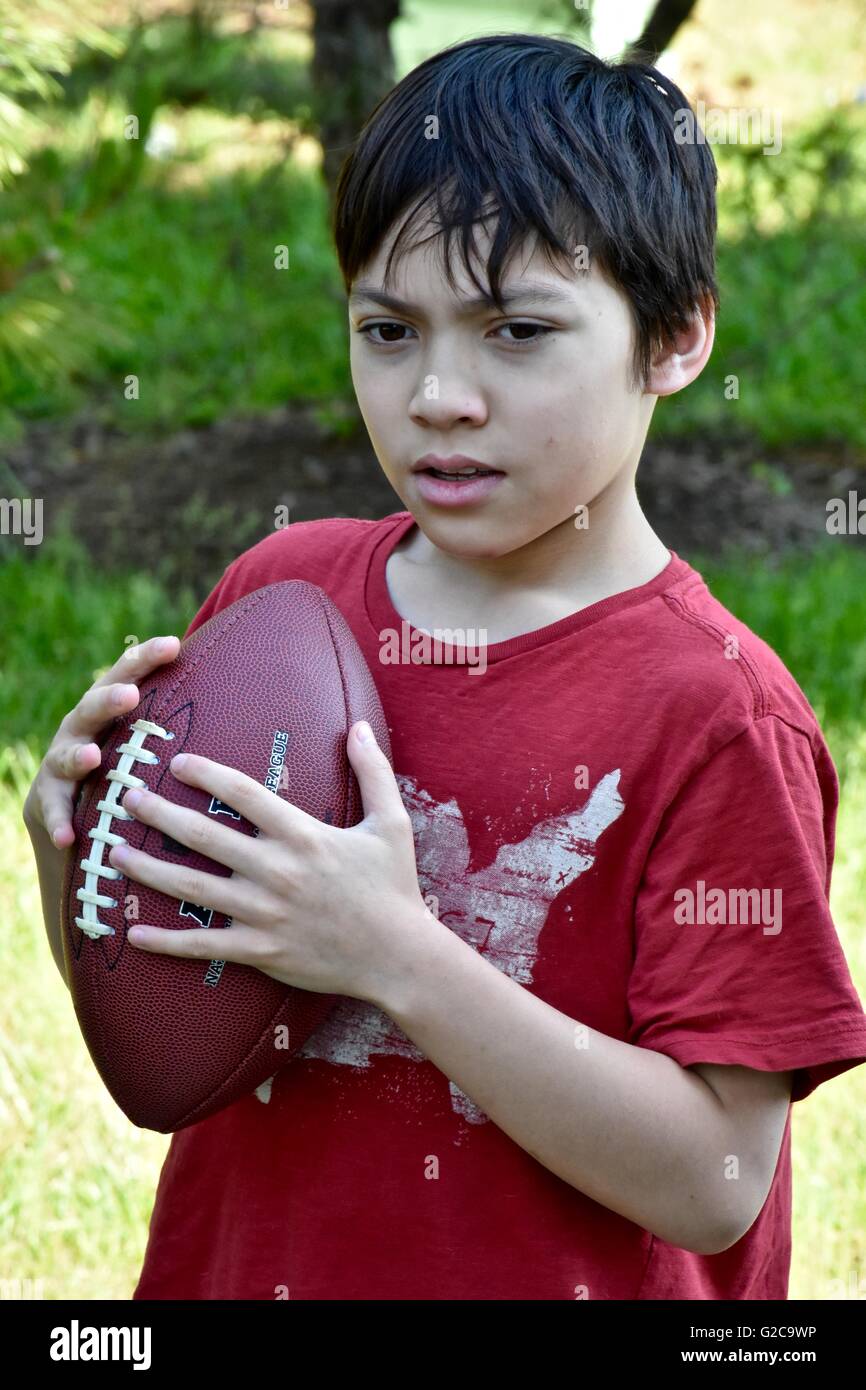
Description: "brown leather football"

(61, 581), (392, 1133)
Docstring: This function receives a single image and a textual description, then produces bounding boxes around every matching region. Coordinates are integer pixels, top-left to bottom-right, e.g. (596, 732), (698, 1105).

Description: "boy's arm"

(24, 811), (70, 989)
(372, 917), (792, 1256)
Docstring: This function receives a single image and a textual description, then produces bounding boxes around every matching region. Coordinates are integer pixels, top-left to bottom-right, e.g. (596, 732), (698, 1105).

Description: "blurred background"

(1, 0), (864, 1300)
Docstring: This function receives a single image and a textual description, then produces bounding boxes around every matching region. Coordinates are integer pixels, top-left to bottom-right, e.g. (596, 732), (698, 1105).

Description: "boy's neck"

(387, 483), (671, 644)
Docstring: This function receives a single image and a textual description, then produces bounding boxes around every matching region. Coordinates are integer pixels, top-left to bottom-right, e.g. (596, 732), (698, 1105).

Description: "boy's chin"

(409, 506), (539, 561)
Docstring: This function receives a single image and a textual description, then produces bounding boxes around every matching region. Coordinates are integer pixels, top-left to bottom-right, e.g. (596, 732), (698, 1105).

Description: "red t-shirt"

(132, 511), (866, 1300)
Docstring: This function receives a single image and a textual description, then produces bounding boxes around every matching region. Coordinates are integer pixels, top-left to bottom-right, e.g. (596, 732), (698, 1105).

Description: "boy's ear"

(645, 295), (715, 398)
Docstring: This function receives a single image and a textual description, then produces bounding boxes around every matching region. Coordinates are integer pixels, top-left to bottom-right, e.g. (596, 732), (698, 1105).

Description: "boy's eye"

(356, 321), (553, 346)
(495, 322), (554, 344)
(358, 321), (412, 344)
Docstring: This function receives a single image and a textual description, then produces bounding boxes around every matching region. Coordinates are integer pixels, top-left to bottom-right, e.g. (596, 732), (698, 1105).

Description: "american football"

(61, 580), (392, 1133)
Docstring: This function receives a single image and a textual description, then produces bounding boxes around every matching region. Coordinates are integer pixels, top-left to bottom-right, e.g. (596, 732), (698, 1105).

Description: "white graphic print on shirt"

(254, 769), (625, 1122)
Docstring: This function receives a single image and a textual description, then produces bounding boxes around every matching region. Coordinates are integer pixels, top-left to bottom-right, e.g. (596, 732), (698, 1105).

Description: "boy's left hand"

(107, 720), (429, 1007)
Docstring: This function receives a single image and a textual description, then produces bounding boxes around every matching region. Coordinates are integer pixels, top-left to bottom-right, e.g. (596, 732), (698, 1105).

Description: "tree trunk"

(625, 0), (699, 62)
(310, 0), (402, 214)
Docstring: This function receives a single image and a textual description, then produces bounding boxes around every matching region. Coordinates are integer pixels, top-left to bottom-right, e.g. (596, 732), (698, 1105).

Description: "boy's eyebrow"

(348, 279), (576, 313)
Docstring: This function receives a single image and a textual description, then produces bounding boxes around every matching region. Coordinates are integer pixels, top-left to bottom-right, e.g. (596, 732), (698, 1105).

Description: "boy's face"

(348, 220), (677, 559)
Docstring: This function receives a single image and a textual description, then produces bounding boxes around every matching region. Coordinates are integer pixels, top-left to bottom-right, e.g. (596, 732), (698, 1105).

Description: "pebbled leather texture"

(60, 581), (392, 1133)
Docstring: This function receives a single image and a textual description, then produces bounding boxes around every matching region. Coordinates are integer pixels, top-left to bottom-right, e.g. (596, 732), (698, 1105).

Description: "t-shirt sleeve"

(627, 713), (866, 1102)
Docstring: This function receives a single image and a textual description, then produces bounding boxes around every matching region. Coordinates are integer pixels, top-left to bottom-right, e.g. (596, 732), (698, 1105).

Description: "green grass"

(695, 541), (866, 739)
(1, 6), (865, 446)
(659, 108), (866, 447)
(76, 161), (346, 428)
(0, 147), (347, 433)
(0, 526), (199, 753)
(1, 744), (169, 1300)
(787, 729), (866, 1299)
(2, 533), (865, 1298)
(6, 112), (863, 446)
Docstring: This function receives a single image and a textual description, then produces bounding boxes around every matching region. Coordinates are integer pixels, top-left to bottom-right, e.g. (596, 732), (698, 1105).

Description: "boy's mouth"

(410, 456), (507, 507)
(412, 454), (504, 481)
(424, 467), (498, 480)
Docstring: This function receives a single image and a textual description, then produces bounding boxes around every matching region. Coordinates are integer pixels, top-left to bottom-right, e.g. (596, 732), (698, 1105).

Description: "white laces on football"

(74, 719), (176, 940)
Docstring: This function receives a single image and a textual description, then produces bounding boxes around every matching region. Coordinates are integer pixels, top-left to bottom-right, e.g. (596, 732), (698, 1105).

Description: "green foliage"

(1, 157), (346, 432)
(0, 5), (135, 423)
(0, 524), (197, 756)
(0, 0), (121, 184)
(654, 106), (866, 447)
(693, 541), (866, 745)
(58, 10), (314, 127)
(1, 6), (865, 448)
(0, 4), (317, 435)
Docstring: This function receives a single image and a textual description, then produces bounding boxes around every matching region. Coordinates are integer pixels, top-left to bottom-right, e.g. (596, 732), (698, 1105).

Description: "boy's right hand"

(22, 635), (181, 851)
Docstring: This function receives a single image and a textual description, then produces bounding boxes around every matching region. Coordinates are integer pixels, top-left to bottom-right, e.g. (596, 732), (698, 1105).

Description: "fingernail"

(356, 721), (374, 744)
(171, 753), (186, 771)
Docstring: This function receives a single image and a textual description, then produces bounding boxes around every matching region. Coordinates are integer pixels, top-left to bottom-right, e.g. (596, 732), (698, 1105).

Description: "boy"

(27, 34), (866, 1300)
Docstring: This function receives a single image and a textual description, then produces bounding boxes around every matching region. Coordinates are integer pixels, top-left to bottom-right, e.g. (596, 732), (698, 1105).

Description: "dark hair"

(332, 33), (719, 390)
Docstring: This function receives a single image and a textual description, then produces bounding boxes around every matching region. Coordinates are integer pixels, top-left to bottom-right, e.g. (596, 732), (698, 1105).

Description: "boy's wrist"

(363, 903), (456, 1019)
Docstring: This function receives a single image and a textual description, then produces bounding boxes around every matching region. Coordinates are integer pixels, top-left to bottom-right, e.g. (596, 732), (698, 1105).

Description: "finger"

(106, 839), (242, 921)
(110, 634), (181, 682)
(88, 635), (180, 696)
(37, 792), (78, 849)
(33, 745), (103, 846)
(169, 752), (308, 840)
(64, 681), (142, 739)
(126, 920), (263, 964)
(118, 784), (259, 878)
(347, 721), (407, 826)
(41, 733), (116, 842)
(48, 738), (103, 782)
(65, 634), (179, 739)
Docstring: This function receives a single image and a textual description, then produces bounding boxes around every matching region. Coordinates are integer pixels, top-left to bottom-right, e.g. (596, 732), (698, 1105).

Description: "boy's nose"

(409, 375), (489, 427)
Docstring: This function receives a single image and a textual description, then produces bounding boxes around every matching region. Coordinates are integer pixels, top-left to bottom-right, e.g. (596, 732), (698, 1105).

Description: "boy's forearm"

(370, 914), (745, 1255)
(23, 811), (70, 989)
